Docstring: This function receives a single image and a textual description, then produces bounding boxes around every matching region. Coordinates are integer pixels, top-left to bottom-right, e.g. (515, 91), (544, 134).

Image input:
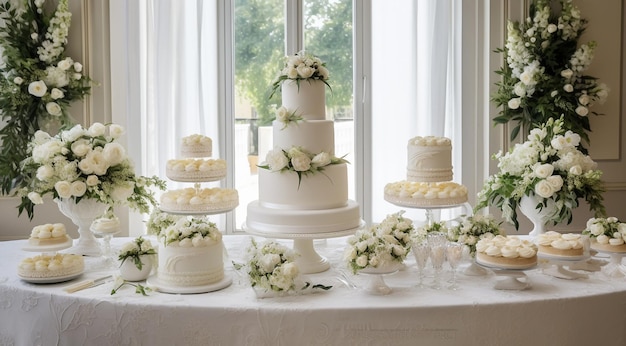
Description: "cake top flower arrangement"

(582, 217), (626, 245)
(17, 122), (166, 219)
(269, 50), (330, 99)
(118, 236), (157, 271)
(0, 0), (94, 194)
(153, 216), (222, 247)
(449, 214), (504, 256)
(492, 0), (608, 149)
(476, 116), (605, 230)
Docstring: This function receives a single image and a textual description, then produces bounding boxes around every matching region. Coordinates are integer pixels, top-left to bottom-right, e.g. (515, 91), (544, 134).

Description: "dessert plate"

(19, 271), (83, 284)
(22, 237), (73, 252)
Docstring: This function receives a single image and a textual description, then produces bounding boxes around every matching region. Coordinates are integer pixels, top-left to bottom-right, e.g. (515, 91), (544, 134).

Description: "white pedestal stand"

(539, 254), (590, 280)
(596, 250), (626, 278)
(243, 221), (365, 274)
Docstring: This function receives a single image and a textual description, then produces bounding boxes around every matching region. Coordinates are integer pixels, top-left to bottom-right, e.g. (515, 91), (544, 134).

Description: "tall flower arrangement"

(0, 0), (93, 194)
(476, 116), (605, 229)
(492, 0), (608, 149)
(269, 50), (330, 99)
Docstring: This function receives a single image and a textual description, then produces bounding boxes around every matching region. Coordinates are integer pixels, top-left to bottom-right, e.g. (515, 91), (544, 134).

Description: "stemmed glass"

(90, 214), (121, 269)
(411, 241), (430, 288)
(446, 242), (463, 290)
(427, 232), (447, 289)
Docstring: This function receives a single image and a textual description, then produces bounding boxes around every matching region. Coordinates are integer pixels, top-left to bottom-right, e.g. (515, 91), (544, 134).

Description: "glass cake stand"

(243, 220), (366, 274)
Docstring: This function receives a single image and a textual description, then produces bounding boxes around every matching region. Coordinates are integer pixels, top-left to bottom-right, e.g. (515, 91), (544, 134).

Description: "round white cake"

(166, 158), (227, 182)
(18, 253), (84, 279)
(475, 235), (537, 269)
(384, 181), (468, 207)
(180, 134), (212, 158)
(407, 136), (453, 182)
(160, 187), (239, 214)
(536, 231), (584, 257)
(28, 223), (71, 246)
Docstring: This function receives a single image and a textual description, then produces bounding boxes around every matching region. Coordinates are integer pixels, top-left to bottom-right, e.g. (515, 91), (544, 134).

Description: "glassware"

(411, 241), (430, 288)
(446, 242), (463, 290)
(427, 232), (447, 289)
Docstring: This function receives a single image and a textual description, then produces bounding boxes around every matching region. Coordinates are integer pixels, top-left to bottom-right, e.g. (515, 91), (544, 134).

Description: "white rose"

(111, 184), (134, 202)
(71, 139), (91, 157)
(73, 62), (83, 72)
(589, 223), (604, 236)
(73, 73), (82, 80)
(560, 69), (573, 79)
(578, 94), (590, 106)
(575, 106), (588, 117)
(290, 152), (311, 172)
(311, 152), (331, 167)
(260, 253), (281, 273)
(355, 255), (368, 267)
(36, 165), (55, 181)
(50, 88), (64, 100)
(103, 142), (126, 166)
(343, 247), (357, 261)
(534, 180), (555, 199)
(569, 165), (582, 175)
(54, 181), (72, 199)
(597, 234), (609, 244)
(58, 58), (72, 70)
(533, 163), (554, 179)
(13, 77), (23, 85)
(28, 80), (47, 97)
(86, 175), (99, 186)
(265, 148), (289, 171)
(78, 158), (94, 174)
(286, 66), (298, 79)
(108, 124), (125, 138)
(547, 24), (557, 33)
(281, 262), (299, 278)
(508, 97), (521, 110)
(44, 66), (69, 87)
(546, 175), (563, 191)
(45, 102), (62, 116)
(513, 83), (526, 97)
(63, 125), (85, 142)
(296, 65), (314, 79)
(70, 181), (87, 197)
(276, 106), (290, 123)
(563, 84), (574, 93)
(28, 192), (44, 205)
(88, 122), (106, 137)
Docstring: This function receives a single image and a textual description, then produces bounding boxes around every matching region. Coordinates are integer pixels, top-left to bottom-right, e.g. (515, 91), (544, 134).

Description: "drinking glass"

(411, 241), (430, 288)
(446, 242), (463, 290)
(427, 232), (448, 289)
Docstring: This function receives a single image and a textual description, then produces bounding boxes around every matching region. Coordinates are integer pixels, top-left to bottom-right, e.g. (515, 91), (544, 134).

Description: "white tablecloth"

(1, 235), (626, 346)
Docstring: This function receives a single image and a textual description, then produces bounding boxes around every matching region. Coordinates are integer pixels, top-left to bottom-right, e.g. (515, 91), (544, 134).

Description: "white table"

(1, 235), (626, 346)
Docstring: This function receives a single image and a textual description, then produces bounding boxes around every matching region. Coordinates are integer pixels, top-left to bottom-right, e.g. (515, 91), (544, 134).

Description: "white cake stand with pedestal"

(594, 249), (626, 278)
(476, 261), (535, 290)
(243, 221), (365, 274)
(538, 253), (590, 280)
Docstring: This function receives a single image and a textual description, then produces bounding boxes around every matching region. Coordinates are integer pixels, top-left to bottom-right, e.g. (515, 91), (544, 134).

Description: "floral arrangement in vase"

(344, 213), (412, 274)
(235, 238), (331, 297)
(449, 214), (504, 257)
(492, 0), (609, 150)
(17, 122), (166, 219)
(118, 236), (157, 271)
(475, 116), (605, 230)
(0, 0), (94, 194)
(582, 217), (626, 247)
(269, 50), (330, 99)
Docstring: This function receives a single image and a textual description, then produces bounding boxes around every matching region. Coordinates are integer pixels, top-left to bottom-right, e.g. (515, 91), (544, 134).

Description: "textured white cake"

(160, 187), (239, 213)
(384, 181), (468, 207)
(18, 253), (84, 278)
(407, 136), (453, 182)
(536, 231), (584, 257)
(246, 55), (360, 235)
(180, 134), (212, 158)
(166, 158), (227, 182)
(475, 235), (537, 269)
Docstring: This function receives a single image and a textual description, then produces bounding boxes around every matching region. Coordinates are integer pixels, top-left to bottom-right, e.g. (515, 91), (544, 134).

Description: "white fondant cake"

(384, 181), (468, 207)
(407, 136), (453, 182)
(18, 253), (84, 278)
(156, 218), (224, 287)
(160, 187), (239, 213)
(246, 54), (360, 235)
(166, 158), (227, 182)
(180, 134), (212, 158)
(28, 223), (70, 246)
(475, 235), (537, 269)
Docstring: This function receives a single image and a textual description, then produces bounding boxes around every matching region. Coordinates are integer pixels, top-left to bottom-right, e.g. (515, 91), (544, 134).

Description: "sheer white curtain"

(371, 0), (461, 224)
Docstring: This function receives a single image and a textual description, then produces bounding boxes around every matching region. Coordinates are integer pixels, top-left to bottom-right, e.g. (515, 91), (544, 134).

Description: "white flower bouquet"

(412, 221), (449, 244)
(156, 217), (222, 247)
(118, 236), (157, 271)
(492, 0), (608, 149)
(236, 238), (331, 297)
(476, 116), (605, 229)
(269, 50), (330, 99)
(582, 217), (626, 246)
(146, 208), (182, 237)
(449, 214), (504, 256)
(18, 122), (166, 218)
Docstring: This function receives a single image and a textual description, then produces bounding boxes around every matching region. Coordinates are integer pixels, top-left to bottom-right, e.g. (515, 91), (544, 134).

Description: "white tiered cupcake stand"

(243, 221), (365, 274)
(19, 237), (84, 284)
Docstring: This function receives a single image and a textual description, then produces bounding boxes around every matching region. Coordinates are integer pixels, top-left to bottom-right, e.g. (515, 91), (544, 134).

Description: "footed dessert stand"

(476, 262), (534, 290)
(595, 249), (626, 278)
(243, 221), (365, 274)
(538, 253), (590, 280)
(359, 265), (401, 295)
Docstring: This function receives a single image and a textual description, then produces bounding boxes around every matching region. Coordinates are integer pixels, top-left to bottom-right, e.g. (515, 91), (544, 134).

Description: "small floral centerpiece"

(269, 50), (330, 99)
(118, 236), (157, 271)
(235, 238), (331, 298)
(344, 219), (410, 275)
(582, 217), (626, 247)
(0, 0), (94, 194)
(17, 122), (166, 219)
(146, 208), (183, 238)
(492, 0), (609, 148)
(153, 217), (222, 247)
(476, 116), (605, 230)
(449, 214), (504, 257)
(259, 146), (348, 189)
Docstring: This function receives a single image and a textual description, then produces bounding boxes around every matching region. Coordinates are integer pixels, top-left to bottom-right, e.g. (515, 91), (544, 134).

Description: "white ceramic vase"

(119, 255), (154, 281)
(518, 195), (558, 237)
(56, 198), (108, 256)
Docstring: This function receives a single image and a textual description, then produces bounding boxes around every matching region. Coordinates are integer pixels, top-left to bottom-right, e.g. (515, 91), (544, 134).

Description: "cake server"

(63, 275), (112, 293)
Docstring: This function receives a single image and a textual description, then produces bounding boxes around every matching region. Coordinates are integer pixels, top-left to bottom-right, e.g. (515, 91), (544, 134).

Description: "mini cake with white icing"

(475, 235), (537, 269)
(18, 253), (84, 279)
(180, 134), (212, 158)
(28, 223), (70, 246)
(91, 215), (121, 234)
(384, 181), (468, 207)
(166, 158), (227, 182)
(156, 217), (224, 287)
(160, 187), (239, 213)
(536, 231), (584, 257)
(407, 136), (453, 182)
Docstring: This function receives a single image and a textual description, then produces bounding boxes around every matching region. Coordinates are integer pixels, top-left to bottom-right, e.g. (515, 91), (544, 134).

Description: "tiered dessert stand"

(20, 236), (83, 284)
(244, 221), (365, 274)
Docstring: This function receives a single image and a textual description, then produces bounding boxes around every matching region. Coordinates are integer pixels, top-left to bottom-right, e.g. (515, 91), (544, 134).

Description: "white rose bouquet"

(582, 217), (626, 246)
(235, 238), (331, 297)
(449, 214), (504, 256)
(17, 122), (166, 219)
(118, 236), (157, 271)
(476, 116), (605, 229)
(269, 50), (330, 99)
(492, 0), (609, 150)
(155, 217), (222, 247)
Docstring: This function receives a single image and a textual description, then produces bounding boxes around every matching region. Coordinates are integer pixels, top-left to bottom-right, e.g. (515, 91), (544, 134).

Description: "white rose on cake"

(265, 148), (289, 171)
(311, 152), (331, 167)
